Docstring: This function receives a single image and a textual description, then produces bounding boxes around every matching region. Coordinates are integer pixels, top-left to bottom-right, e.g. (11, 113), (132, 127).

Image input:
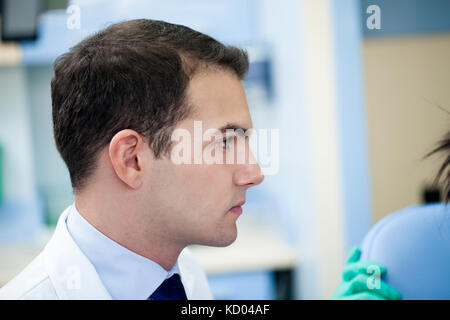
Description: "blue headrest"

(360, 203), (450, 300)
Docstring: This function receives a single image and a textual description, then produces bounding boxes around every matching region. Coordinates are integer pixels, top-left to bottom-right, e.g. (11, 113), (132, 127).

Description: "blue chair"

(360, 203), (450, 300)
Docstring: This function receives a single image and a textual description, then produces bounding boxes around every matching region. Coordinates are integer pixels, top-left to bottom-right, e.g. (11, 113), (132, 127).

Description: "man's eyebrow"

(218, 122), (252, 134)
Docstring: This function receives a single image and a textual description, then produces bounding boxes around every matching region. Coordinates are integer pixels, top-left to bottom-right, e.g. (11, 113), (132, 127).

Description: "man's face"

(144, 69), (264, 247)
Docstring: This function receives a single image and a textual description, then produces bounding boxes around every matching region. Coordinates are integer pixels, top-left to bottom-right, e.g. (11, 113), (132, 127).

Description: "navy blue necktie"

(147, 274), (187, 300)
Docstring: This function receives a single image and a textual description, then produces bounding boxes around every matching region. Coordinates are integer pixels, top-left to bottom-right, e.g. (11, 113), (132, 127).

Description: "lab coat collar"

(178, 248), (195, 299)
(41, 207), (112, 299)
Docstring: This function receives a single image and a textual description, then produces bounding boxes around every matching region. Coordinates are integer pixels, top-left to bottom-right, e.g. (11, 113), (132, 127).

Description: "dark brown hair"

(427, 130), (450, 202)
(51, 19), (249, 190)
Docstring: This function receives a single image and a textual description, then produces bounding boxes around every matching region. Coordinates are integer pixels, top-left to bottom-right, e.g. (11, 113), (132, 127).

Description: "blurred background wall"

(0, 0), (449, 300)
(363, 33), (450, 222)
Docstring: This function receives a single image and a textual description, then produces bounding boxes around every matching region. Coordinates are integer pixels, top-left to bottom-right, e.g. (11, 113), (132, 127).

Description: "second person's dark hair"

(427, 130), (450, 202)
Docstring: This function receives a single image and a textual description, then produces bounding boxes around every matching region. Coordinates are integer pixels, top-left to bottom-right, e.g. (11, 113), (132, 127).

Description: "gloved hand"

(332, 246), (402, 300)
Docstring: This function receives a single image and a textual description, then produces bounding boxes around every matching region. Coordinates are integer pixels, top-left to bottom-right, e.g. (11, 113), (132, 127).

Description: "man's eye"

(221, 136), (235, 148)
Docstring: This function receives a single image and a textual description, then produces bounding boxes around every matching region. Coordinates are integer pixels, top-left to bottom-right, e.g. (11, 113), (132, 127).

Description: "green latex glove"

(332, 246), (402, 300)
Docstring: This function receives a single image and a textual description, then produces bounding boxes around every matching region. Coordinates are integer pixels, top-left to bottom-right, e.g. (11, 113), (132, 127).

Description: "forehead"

(184, 69), (253, 130)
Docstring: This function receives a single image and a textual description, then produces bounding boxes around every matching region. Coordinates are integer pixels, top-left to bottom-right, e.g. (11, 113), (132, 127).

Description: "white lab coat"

(0, 206), (213, 300)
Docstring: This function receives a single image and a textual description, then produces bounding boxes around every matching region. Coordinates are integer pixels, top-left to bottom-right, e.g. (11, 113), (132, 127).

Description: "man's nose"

(233, 151), (265, 187)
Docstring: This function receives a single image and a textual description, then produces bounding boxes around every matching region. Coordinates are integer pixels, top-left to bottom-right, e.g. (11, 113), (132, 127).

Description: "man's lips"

(229, 200), (245, 215)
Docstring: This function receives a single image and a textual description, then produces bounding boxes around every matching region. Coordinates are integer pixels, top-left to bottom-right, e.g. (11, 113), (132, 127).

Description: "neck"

(74, 190), (185, 271)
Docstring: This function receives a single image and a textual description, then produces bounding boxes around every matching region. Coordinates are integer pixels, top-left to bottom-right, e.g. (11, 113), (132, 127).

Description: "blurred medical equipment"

(360, 203), (450, 299)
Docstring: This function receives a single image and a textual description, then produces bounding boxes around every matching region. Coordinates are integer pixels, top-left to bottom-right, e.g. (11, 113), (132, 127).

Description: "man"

(0, 19), (399, 300)
(0, 19), (263, 300)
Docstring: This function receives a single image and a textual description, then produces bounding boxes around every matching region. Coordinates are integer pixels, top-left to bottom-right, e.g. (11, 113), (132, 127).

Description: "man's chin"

(198, 229), (238, 247)
(214, 235), (237, 247)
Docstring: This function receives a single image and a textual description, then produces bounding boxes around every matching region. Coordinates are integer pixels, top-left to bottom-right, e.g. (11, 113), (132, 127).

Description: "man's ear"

(109, 129), (147, 189)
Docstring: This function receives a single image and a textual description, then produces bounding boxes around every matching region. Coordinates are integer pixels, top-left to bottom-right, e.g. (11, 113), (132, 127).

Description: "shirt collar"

(65, 204), (180, 300)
